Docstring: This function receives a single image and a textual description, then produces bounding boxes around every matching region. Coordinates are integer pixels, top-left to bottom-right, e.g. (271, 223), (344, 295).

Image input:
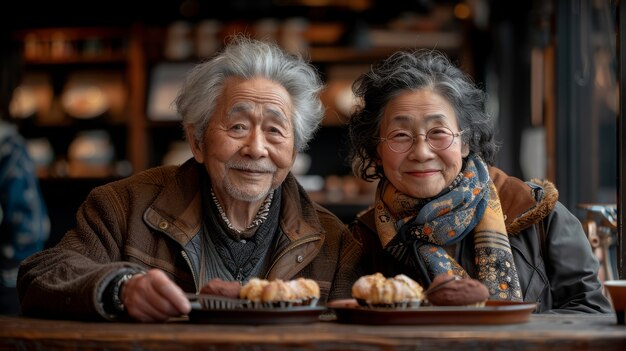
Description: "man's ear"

(184, 124), (204, 163)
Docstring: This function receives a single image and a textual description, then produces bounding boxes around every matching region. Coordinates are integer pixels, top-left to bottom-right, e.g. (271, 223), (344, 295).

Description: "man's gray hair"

(174, 35), (325, 152)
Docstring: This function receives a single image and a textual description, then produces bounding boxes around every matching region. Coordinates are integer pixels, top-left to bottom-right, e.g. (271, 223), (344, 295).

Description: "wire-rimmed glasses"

(379, 127), (465, 153)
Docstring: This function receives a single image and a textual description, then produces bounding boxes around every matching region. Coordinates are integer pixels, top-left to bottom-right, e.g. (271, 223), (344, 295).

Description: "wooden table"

(1, 314), (625, 351)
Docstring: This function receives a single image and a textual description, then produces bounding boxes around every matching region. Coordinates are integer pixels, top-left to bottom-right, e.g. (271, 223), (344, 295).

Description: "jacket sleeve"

(328, 223), (363, 300)
(16, 184), (145, 320)
(542, 202), (612, 313)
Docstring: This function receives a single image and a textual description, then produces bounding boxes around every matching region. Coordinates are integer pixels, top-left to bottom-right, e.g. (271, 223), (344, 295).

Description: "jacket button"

(296, 255), (304, 263)
(159, 221), (169, 230)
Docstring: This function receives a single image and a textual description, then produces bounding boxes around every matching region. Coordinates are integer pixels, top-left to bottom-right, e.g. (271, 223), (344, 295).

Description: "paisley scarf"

(375, 153), (522, 301)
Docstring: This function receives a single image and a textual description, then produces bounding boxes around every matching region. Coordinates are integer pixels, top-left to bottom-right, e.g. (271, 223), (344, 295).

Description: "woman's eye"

(430, 128), (449, 135)
(390, 131), (413, 141)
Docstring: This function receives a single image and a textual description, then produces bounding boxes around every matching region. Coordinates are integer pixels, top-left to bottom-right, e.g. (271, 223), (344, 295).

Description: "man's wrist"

(111, 272), (142, 313)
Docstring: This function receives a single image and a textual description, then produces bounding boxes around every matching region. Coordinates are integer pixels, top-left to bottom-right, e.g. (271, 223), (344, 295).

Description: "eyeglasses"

(379, 127), (465, 153)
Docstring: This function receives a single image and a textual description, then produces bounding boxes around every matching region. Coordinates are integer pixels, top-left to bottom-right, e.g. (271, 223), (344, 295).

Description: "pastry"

(261, 279), (295, 302)
(239, 278), (269, 302)
(287, 277), (321, 300)
(425, 274), (489, 307)
(351, 272), (386, 301)
(239, 277), (320, 307)
(352, 273), (424, 307)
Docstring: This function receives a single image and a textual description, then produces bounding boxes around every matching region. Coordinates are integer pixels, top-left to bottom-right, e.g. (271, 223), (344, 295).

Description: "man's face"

(188, 76), (295, 205)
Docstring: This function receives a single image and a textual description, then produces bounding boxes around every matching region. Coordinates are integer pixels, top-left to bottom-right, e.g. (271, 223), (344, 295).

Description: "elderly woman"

(17, 36), (362, 322)
(348, 49), (611, 313)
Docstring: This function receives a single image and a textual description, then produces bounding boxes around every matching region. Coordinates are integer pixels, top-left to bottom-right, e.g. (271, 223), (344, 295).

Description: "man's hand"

(121, 269), (191, 322)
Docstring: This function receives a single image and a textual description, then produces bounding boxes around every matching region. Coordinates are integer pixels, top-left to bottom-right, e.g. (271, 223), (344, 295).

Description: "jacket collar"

(276, 172), (322, 241)
(144, 159), (203, 245)
(488, 166), (558, 234)
(144, 158), (323, 245)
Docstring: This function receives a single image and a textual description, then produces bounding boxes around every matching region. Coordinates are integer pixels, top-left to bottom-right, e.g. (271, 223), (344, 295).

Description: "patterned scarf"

(375, 153), (522, 301)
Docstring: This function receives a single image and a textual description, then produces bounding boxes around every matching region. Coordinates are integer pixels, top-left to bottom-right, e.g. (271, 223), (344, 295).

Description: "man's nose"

(242, 129), (269, 158)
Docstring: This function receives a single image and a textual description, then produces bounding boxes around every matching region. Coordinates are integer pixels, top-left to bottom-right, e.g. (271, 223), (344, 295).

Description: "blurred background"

(1, 0), (620, 258)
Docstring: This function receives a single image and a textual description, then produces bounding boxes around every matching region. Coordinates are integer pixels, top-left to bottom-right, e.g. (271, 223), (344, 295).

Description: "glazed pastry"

(352, 273), (424, 307)
(261, 279), (294, 302)
(239, 278), (269, 301)
(287, 277), (321, 300)
(425, 274), (489, 307)
(240, 277), (320, 304)
(394, 274), (425, 300)
(351, 272), (386, 301)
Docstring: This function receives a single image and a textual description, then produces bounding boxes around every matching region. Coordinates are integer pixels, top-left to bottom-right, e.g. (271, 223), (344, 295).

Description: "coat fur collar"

(489, 166), (558, 235)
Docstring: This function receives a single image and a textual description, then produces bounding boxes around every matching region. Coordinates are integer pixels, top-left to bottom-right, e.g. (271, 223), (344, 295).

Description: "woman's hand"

(199, 278), (241, 298)
(121, 268), (191, 322)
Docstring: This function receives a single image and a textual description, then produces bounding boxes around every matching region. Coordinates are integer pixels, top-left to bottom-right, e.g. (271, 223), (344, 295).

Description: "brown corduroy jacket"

(17, 159), (362, 320)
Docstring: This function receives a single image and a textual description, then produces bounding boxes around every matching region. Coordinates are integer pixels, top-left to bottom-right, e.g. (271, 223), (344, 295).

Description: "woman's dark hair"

(348, 49), (499, 181)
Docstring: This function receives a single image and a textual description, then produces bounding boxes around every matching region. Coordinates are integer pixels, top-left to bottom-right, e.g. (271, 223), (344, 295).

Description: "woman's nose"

(408, 135), (434, 160)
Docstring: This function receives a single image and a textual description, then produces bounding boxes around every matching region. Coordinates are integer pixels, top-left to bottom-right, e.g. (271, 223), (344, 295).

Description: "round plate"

(329, 299), (536, 325)
(188, 306), (327, 325)
(62, 84), (109, 119)
(9, 85), (37, 119)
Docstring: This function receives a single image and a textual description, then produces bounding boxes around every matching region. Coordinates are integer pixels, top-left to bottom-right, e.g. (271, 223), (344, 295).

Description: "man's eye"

(268, 126), (284, 135)
(230, 124), (247, 131)
(226, 124), (249, 137)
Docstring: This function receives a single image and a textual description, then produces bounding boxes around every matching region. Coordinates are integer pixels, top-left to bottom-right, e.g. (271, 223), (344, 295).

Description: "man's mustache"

(226, 160), (277, 173)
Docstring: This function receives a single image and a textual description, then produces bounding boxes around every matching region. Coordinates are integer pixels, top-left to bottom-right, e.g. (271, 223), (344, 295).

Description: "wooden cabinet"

(11, 26), (147, 178)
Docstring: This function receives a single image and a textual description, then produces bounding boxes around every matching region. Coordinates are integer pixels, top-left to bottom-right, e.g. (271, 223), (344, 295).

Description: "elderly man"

(17, 36), (362, 322)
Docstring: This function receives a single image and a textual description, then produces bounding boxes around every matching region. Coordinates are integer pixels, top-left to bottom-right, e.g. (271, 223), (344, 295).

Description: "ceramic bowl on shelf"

(9, 85), (38, 119)
(25, 138), (54, 177)
(67, 130), (115, 177)
(61, 84), (110, 119)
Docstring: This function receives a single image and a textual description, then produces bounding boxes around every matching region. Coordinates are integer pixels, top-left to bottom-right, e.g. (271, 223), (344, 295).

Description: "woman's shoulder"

(489, 166), (558, 234)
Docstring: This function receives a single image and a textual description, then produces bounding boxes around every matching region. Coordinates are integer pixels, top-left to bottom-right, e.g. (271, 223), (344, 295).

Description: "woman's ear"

(184, 125), (204, 163)
(461, 142), (470, 157)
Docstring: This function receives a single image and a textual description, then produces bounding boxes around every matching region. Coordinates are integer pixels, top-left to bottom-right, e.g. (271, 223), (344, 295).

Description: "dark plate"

(188, 306), (327, 325)
(329, 300), (537, 325)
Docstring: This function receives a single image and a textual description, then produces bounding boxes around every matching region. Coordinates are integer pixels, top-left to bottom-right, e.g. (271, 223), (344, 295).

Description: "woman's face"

(377, 89), (469, 199)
